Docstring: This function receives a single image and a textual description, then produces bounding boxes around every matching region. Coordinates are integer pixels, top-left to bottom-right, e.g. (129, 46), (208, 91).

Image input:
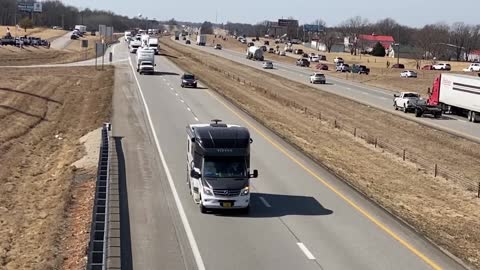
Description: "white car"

(432, 63), (451, 70)
(309, 55), (320, 62)
(277, 51), (286, 56)
(310, 73), (326, 84)
(464, 63), (480, 72)
(262, 61), (273, 69)
(400, 70), (417, 78)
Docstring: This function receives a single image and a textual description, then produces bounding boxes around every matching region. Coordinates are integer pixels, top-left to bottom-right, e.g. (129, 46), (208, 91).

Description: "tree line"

(0, 0), (152, 32)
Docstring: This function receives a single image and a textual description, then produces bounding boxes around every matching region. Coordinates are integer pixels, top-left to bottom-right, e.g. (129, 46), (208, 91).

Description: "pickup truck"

(393, 92), (421, 113)
(336, 63), (350, 72)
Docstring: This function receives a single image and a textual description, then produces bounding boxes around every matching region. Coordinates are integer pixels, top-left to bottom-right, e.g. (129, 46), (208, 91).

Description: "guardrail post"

(353, 128), (357, 137)
(402, 149), (406, 161)
(434, 164), (438, 177)
(318, 112), (321, 120)
(304, 107), (307, 114)
(374, 138), (377, 148)
(334, 119), (337, 128)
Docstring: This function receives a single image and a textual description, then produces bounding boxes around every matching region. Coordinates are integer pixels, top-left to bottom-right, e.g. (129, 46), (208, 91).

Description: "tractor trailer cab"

(186, 120), (258, 214)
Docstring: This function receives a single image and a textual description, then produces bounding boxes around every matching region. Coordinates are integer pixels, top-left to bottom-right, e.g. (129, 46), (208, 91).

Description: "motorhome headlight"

(203, 186), (213, 196)
(241, 186), (250, 196)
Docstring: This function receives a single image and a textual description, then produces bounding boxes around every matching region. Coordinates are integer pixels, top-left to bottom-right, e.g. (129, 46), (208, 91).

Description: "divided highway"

(113, 39), (466, 270)
(174, 39), (480, 142)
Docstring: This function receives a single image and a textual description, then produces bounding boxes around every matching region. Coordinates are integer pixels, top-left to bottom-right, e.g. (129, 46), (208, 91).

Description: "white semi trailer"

(246, 46), (264, 61)
(428, 74), (480, 122)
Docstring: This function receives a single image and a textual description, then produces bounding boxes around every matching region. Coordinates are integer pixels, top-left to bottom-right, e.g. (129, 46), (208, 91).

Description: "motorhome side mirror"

(394, 94), (399, 98)
(190, 169), (201, 179)
(249, 138), (253, 144)
(250, 169), (258, 178)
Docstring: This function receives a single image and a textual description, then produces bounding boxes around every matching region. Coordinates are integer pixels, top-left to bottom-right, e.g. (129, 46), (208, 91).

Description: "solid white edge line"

(259, 196), (271, 208)
(194, 117), (199, 122)
(128, 57), (206, 270)
(180, 99), (185, 103)
(297, 243), (316, 260)
(187, 107), (191, 111)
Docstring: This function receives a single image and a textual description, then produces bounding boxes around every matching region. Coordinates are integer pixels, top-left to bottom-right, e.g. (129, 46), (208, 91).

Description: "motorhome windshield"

(203, 157), (247, 178)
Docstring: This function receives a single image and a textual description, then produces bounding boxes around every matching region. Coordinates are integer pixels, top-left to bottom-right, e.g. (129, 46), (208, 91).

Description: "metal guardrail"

(87, 123), (111, 270)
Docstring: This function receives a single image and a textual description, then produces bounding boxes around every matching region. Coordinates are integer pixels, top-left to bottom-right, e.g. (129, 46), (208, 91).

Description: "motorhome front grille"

(213, 189), (241, 197)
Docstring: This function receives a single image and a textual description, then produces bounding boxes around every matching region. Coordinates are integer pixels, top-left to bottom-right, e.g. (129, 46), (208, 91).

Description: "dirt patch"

(0, 66), (113, 270)
(162, 38), (480, 269)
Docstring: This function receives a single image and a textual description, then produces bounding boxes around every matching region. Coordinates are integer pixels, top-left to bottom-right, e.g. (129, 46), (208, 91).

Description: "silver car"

(263, 61), (274, 69)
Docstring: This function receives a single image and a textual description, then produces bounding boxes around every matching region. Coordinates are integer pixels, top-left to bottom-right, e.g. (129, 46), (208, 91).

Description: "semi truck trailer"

(196, 34), (206, 46)
(428, 74), (480, 122)
(246, 46), (264, 61)
(186, 120), (259, 214)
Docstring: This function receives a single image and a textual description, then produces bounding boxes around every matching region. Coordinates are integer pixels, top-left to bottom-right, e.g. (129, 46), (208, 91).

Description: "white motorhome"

(124, 31), (132, 42)
(196, 35), (206, 46)
(186, 120), (258, 214)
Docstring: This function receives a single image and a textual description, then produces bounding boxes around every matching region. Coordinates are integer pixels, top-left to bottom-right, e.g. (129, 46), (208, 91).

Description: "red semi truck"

(427, 74), (480, 122)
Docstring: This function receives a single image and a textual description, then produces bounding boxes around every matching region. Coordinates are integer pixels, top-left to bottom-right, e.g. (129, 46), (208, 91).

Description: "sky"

(61, 0), (479, 27)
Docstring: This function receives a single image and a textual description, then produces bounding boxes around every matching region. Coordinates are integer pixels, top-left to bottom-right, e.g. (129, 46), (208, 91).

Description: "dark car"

(296, 58), (310, 67)
(181, 73), (197, 88)
(319, 55), (327, 61)
(186, 40), (191, 44)
(392, 63), (405, 69)
(260, 45), (267, 52)
(302, 53), (309, 58)
(352, 64), (370, 75)
(422, 65), (433, 70)
(316, 63), (329, 70)
(71, 34), (79, 40)
(294, 49), (304, 55)
(90, 31), (96, 36)
(264, 40), (270, 45)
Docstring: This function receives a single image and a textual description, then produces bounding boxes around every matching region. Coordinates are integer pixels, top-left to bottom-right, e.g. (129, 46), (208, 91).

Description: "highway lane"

(117, 39), (466, 269)
(50, 31), (73, 50)
(173, 39), (480, 142)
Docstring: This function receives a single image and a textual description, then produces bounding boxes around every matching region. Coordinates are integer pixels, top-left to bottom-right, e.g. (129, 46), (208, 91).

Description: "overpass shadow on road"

(215, 193), (333, 218)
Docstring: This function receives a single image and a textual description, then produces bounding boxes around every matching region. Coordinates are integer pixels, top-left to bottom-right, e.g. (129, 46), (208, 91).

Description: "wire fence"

(186, 48), (480, 198)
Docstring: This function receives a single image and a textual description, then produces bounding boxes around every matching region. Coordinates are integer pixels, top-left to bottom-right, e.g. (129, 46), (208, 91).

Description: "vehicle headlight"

(203, 186), (213, 196)
(241, 186), (250, 196)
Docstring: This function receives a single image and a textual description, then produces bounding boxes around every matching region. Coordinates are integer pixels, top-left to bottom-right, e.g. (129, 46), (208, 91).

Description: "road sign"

(18, 2), (42, 13)
(303, 24), (325, 33)
(99, 25), (106, 37)
(81, 40), (88, 48)
(106, 27), (113, 38)
(278, 19), (298, 27)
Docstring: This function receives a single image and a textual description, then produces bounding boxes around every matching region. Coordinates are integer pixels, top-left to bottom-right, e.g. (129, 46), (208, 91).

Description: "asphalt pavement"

(111, 39), (467, 270)
(50, 31), (73, 50)
(174, 39), (480, 143)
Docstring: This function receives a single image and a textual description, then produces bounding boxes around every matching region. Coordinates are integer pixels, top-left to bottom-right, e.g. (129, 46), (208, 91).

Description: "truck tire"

(415, 108), (422, 117)
(394, 104), (398, 110)
(403, 106), (408, 113)
(472, 111), (477, 123)
(468, 111), (472, 122)
(434, 112), (442, 118)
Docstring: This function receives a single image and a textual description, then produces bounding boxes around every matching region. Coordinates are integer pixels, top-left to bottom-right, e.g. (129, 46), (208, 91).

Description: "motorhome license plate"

(222, 202), (232, 208)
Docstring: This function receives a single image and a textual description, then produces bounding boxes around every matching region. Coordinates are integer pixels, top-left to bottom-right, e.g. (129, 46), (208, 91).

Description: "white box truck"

(196, 35), (206, 46)
(136, 48), (155, 74)
(428, 74), (480, 122)
(74, 25), (87, 34)
(147, 37), (159, 55)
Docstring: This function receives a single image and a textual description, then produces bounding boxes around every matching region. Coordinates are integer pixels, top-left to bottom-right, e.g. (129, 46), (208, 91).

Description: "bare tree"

(338, 16), (369, 54)
(321, 30), (339, 53)
(449, 22), (471, 61)
(464, 25), (480, 61)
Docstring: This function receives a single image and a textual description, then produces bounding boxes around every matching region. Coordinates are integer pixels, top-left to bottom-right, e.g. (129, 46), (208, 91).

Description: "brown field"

(0, 66), (113, 269)
(0, 26), (67, 41)
(162, 37), (480, 269)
